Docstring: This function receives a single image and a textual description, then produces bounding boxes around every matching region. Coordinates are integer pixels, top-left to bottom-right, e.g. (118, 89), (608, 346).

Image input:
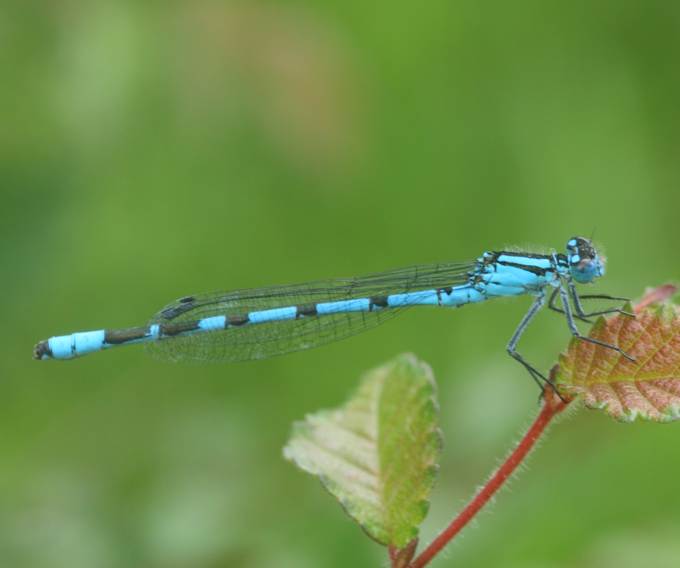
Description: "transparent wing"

(146, 261), (474, 362)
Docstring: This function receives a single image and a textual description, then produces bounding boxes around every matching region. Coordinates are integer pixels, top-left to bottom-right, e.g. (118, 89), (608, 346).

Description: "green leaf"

(283, 353), (442, 548)
(556, 285), (680, 423)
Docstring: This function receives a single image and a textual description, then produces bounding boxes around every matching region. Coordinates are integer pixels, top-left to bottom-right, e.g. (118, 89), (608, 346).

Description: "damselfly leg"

(505, 291), (564, 398)
(557, 283), (636, 362)
(548, 287), (635, 322)
(571, 287), (635, 318)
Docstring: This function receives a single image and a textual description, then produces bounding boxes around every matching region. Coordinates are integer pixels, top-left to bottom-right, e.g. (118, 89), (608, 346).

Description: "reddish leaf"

(556, 285), (680, 423)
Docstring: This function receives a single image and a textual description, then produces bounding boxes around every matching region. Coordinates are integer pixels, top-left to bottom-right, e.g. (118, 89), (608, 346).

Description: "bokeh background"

(3, 1), (680, 567)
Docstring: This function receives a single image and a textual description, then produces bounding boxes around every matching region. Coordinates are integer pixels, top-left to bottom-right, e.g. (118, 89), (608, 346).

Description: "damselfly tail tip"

(33, 340), (51, 361)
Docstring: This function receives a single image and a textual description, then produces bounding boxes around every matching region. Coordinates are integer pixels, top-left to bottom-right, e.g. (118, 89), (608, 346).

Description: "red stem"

(390, 540), (418, 568)
(389, 546), (398, 563)
(409, 389), (570, 568)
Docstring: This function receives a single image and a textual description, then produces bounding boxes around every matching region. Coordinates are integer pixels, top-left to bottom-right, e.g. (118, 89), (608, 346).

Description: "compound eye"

(580, 243), (597, 261)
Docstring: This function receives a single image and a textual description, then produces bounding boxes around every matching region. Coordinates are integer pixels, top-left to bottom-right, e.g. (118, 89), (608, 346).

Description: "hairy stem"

(409, 386), (570, 568)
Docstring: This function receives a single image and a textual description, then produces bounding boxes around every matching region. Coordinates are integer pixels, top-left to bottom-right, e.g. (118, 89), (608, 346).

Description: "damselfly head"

(566, 236), (605, 283)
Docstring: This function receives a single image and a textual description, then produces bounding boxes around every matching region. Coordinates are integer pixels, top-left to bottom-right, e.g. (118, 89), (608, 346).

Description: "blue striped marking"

(484, 283), (527, 297)
(199, 315), (227, 331)
(484, 268), (557, 290)
(496, 255), (553, 270)
(49, 330), (106, 359)
(248, 307), (297, 324)
(47, 335), (76, 359)
(316, 299), (370, 315)
(387, 290), (439, 307)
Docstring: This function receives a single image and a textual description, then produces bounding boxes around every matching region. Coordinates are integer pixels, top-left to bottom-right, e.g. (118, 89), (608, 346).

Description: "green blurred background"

(3, 1), (680, 567)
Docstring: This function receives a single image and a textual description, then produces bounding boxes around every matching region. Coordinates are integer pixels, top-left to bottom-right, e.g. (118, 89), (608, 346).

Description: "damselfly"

(34, 237), (634, 389)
